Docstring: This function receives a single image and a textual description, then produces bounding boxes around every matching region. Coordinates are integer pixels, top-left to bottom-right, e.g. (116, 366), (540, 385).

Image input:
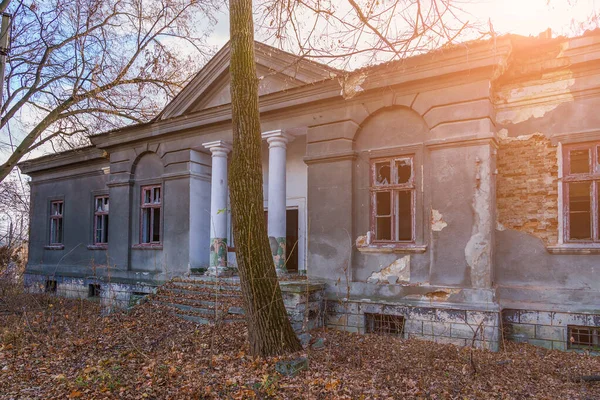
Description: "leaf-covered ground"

(1, 293), (600, 399)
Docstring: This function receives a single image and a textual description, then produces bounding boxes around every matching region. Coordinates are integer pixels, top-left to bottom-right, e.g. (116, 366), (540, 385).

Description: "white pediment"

(158, 42), (337, 120)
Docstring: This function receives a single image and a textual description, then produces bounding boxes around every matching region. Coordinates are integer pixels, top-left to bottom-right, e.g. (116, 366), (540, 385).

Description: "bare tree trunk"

(228, 0), (301, 356)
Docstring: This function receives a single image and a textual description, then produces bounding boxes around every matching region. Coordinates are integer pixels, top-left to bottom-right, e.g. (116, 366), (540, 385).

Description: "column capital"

(202, 140), (232, 157)
(262, 129), (294, 148)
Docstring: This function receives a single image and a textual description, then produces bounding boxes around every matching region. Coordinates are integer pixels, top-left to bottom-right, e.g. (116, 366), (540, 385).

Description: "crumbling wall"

(496, 133), (558, 245)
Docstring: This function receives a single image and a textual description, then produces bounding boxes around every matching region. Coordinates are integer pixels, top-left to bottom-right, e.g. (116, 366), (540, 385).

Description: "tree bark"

(228, 0), (301, 356)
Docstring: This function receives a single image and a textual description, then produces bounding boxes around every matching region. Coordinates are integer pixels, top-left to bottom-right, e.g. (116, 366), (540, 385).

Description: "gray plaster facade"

(19, 34), (600, 351)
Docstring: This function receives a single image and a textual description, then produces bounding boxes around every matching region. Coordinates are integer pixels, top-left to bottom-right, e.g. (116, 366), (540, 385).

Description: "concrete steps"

(151, 276), (245, 324)
(151, 275), (326, 334)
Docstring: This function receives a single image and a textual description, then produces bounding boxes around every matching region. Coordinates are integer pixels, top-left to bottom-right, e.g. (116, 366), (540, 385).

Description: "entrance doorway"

(286, 209), (299, 273)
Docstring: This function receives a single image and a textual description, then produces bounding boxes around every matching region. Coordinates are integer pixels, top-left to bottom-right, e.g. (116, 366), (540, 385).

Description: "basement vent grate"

(88, 284), (101, 298)
(45, 280), (57, 293)
(365, 313), (405, 336)
(568, 325), (600, 350)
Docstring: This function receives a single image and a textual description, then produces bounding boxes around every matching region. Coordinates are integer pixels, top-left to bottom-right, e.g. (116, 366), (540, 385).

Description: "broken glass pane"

(376, 191), (391, 216)
(142, 208), (150, 243)
(395, 191), (412, 241)
(52, 201), (62, 216)
(395, 159), (412, 184)
(95, 215), (103, 244)
(103, 216), (109, 243)
(152, 208), (161, 242)
(568, 182), (591, 240)
(57, 218), (63, 243)
(376, 216), (391, 240)
(375, 162), (391, 185)
(570, 149), (590, 174)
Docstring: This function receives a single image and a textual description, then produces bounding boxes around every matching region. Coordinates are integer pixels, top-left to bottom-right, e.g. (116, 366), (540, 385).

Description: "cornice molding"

(303, 150), (358, 165)
(425, 134), (499, 150)
(19, 147), (107, 175)
(550, 128), (600, 145)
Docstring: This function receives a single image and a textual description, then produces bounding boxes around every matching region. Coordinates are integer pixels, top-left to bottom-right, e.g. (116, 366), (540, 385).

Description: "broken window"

(94, 195), (109, 245)
(141, 185), (162, 244)
(49, 200), (63, 245)
(365, 313), (405, 336)
(371, 156), (414, 242)
(563, 143), (600, 242)
(568, 325), (600, 350)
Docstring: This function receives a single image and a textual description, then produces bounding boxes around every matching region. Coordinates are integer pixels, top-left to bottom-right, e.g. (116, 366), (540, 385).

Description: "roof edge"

(18, 146), (107, 175)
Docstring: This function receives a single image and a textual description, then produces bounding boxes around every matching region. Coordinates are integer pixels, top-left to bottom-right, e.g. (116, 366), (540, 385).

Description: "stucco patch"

(431, 209), (448, 232)
(367, 255), (410, 284)
(465, 155), (493, 288)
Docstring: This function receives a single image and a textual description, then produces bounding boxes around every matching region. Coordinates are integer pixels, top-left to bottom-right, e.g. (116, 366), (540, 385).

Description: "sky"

(207, 0), (599, 52)
(467, 0), (597, 37)
(1, 0), (599, 166)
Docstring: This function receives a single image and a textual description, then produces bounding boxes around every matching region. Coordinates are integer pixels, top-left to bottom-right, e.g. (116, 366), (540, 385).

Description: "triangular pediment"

(159, 42), (338, 120)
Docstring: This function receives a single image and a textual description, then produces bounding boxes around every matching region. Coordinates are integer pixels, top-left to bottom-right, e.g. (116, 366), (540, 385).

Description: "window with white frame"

(93, 195), (109, 245)
(370, 156), (415, 243)
(49, 200), (64, 245)
(563, 142), (600, 242)
(141, 185), (161, 244)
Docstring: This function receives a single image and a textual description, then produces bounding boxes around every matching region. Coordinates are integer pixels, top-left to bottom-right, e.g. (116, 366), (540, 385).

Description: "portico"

(203, 129), (296, 276)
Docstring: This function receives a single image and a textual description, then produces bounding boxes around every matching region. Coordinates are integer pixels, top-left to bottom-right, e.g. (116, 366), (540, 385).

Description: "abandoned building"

(19, 30), (600, 352)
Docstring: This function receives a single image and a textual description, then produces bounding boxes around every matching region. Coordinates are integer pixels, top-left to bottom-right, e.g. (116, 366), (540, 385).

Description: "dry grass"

(0, 289), (599, 399)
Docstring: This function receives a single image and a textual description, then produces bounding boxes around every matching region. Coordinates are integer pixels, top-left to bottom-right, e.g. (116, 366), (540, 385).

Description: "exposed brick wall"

(496, 134), (558, 244)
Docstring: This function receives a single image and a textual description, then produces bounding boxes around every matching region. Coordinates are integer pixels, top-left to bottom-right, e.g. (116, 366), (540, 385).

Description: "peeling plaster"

(431, 209), (448, 232)
(355, 232), (372, 248)
(403, 288), (461, 302)
(495, 69), (574, 125)
(465, 153), (493, 288)
(355, 235), (368, 248)
(498, 128), (546, 142)
(367, 255), (410, 284)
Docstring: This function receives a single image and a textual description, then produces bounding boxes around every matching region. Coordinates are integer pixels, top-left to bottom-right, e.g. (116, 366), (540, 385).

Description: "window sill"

(357, 244), (427, 254)
(546, 245), (600, 255)
(132, 244), (163, 250)
(87, 244), (108, 251)
(44, 245), (64, 250)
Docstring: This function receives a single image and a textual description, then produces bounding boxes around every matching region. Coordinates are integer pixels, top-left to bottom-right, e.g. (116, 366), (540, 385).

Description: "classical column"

(262, 130), (294, 275)
(202, 140), (232, 277)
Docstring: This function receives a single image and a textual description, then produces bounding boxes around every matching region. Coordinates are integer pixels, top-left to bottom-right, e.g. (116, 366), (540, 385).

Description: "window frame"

(49, 200), (64, 245)
(369, 155), (416, 244)
(93, 195), (109, 245)
(140, 184), (162, 245)
(562, 142), (600, 243)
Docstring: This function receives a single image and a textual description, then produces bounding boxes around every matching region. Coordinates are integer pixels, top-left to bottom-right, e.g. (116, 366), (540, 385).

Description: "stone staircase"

(150, 275), (327, 332)
(150, 276), (246, 324)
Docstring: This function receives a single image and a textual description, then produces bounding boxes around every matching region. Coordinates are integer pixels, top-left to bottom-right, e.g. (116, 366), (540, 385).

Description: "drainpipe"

(0, 0), (12, 111)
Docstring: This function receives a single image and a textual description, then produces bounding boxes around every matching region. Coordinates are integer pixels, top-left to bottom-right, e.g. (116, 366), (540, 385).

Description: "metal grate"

(568, 325), (600, 350)
(365, 313), (405, 336)
(88, 284), (101, 298)
(45, 280), (57, 293)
